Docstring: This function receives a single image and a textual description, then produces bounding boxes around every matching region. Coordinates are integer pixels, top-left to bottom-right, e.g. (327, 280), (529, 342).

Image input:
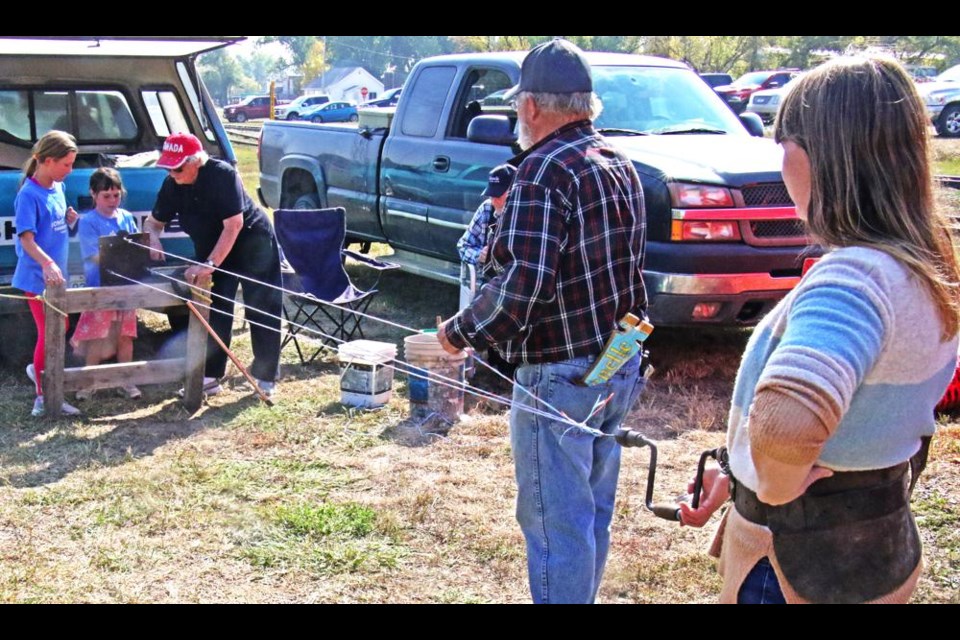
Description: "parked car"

(300, 101), (358, 123)
(223, 95), (275, 122)
(920, 63), (960, 138)
(699, 73), (733, 90)
(362, 87), (402, 108)
(275, 94), (330, 120)
(746, 75), (801, 125)
(714, 70), (799, 114)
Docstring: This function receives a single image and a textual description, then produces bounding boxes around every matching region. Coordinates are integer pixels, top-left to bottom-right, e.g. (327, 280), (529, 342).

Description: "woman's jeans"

(738, 558), (786, 604)
(510, 354), (646, 604)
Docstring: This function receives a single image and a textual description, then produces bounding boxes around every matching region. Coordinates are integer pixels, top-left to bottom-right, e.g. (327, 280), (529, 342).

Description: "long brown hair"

(775, 56), (960, 338)
(20, 130), (78, 187)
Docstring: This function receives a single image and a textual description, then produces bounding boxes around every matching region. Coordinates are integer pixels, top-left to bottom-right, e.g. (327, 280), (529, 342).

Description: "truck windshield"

(593, 66), (746, 136)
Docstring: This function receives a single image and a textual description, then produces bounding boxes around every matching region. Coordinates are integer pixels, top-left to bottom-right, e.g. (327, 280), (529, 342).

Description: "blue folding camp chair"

(274, 207), (399, 364)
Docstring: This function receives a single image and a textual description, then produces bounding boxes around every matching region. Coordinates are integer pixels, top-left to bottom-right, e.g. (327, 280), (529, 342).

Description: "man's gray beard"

(518, 120), (533, 151)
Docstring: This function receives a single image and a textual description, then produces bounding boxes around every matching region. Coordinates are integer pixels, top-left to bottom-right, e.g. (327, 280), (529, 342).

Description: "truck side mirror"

(739, 112), (765, 137)
(467, 115), (517, 146)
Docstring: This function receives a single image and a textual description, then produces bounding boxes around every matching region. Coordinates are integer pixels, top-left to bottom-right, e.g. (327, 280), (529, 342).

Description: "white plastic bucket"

(337, 340), (398, 408)
(403, 332), (468, 423)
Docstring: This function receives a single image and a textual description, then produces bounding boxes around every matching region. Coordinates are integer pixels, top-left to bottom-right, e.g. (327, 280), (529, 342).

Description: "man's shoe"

(253, 378), (276, 399)
(75, 387), (96, 401)
(31, 396), (44, 417)
(119, 385), (142, 400)
(178, 377), (222, 398)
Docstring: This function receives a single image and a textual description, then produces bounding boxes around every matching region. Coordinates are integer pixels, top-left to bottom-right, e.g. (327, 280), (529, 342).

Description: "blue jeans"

(510, 354), (646, 604)
(737, 558), (786, 604)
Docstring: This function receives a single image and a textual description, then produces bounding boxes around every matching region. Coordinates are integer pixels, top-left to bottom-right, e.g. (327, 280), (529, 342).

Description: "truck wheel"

(349, 114), (359, 123)
(286, 112), (299, 120)
(235, 112), (248, 123)
(937, 104), (960, 138)
(293, 193), (322, 210)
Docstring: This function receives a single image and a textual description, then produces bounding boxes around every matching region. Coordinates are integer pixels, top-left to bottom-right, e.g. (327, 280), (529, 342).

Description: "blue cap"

(482, 164), (518, 198)
(503, 38), (593, 101)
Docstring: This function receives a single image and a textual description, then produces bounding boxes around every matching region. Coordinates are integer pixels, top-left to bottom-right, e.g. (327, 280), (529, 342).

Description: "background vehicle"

(714, 69), (799, 114)
(921, 63), (960, 138)
(0, 36), (239, 364)
(746, 75), (800, 124)
(300, 101), (358, 123)
(362, 88), (402, 108)
(260, 51), (818, 328)
(699, 73), (733, 90)
(223, 95), (274, 122)
(274, 94), (329, 120)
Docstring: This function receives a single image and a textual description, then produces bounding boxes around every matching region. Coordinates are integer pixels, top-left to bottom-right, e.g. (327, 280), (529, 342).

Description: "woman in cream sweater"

(680, 57), (960, 604)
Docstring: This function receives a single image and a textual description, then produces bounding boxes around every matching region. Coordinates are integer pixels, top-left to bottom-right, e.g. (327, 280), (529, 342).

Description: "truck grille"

(750, 220), (807, 238)
(741, 183), (793, 207)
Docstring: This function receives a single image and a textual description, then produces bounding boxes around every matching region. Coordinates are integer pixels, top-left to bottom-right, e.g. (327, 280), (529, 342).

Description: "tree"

(198, 49), (255, 105)
(300, 40), (328, 86)
(262, 36), (320, 69)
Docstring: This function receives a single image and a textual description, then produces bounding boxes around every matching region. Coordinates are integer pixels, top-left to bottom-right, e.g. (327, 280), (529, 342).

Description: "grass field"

(0, 135), (957, 603)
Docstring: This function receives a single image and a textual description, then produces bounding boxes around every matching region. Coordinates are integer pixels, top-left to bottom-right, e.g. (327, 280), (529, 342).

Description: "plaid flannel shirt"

(448, 120), (647, 364)
(457, 199), (496, 266)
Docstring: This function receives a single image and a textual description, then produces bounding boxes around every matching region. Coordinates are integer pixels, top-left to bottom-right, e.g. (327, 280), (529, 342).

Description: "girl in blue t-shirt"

(70, 168), (141, 401)
(12, 130), (80, 417)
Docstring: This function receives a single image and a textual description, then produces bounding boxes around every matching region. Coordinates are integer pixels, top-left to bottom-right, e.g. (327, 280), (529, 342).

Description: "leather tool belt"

(730, 437), (930, 603)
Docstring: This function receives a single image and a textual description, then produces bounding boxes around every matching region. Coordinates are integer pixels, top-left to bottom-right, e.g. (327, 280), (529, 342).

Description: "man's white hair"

(519, 91), (603, 121)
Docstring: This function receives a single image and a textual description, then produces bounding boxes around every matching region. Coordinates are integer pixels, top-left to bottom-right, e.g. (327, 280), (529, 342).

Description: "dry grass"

(1, 291), (956, 602)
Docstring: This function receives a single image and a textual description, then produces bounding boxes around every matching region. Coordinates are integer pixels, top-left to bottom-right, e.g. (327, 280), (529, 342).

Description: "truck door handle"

(433, 156), (450, 172)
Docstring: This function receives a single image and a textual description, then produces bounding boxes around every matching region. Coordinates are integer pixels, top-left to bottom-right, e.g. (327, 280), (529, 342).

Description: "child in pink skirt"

(71, 167), (141, 400)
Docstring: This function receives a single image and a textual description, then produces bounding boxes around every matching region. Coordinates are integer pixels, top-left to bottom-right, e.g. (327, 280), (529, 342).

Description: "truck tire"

(293, 193), (322, 210)
(286, 112), (299, 120)
(235, 112), (248, 123)
(937, 104), (960, 138)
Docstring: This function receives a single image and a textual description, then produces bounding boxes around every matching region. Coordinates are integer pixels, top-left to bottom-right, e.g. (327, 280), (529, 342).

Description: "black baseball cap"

(482, 164), (518, 198)
(503, 38), (593, 101)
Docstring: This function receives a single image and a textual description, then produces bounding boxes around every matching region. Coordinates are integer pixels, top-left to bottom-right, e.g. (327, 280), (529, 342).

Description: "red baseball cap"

(157, 132), (203, 169)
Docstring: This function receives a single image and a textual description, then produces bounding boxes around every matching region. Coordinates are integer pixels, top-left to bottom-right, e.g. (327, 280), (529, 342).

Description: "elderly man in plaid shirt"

(438, 38), (648, 604)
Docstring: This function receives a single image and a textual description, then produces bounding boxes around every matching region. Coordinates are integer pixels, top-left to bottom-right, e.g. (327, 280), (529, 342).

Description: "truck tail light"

(692, 302), (722, 320)
(669, 183), (734, 208)
(671, 220), (741, 241)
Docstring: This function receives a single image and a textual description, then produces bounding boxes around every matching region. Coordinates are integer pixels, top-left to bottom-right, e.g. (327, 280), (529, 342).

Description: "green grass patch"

(237, 500), (403, 576)
(936, 158), (960, 176)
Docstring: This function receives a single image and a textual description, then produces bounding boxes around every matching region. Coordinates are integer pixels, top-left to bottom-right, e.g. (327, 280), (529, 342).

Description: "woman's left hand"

(65, 206), (79, 226)
(754, 456), (835, 506)
(679, 463), (730, 527)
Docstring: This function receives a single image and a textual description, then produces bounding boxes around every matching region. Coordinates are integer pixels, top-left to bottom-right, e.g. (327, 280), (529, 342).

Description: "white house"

(302, 66), (384, 103)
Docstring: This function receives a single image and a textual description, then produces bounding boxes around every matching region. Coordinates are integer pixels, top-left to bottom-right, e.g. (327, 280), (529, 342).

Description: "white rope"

(131, 238), (612, 433)
(111, 269), (607, 433)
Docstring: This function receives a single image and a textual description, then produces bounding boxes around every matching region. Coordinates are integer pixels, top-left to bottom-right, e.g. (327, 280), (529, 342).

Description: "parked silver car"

(746, 75), (800, 125)
(920, 64), (960, 138)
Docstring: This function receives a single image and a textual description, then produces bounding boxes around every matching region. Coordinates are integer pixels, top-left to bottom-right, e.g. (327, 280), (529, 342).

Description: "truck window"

(448, 67), (513, 139)
(400, 66), (456, 138)
(0, 90), (31, 140)
(0, 88), (138, 143)
(177, 61), (215, 142)
(142, 89), (190, 138)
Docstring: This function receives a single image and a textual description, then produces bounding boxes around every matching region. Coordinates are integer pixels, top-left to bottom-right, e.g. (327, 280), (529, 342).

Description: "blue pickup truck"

(259, 51), (817, 327)
(0, 36), (240, 365)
